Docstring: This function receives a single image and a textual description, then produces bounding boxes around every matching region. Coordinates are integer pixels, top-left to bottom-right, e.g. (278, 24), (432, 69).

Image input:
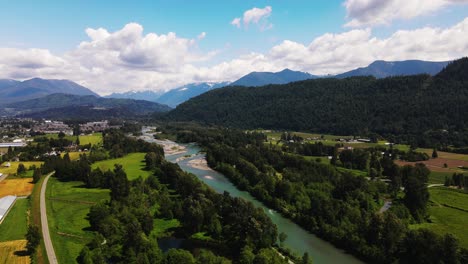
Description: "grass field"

(0, 240), (30, 264)
(0, 179), (34, 197)
(46, 177), (109, 264)
(151, 218), (180, 238)
(0, 161), (43, 176)
(411, 187), (468, 249)
(61, 152), (89, 161)
(79, 133), (102, 146)
(0, 198), (29, 242)
(36, 133), (102, 146)
(92, 153), (151, 180)
(428, 171), (453, 184)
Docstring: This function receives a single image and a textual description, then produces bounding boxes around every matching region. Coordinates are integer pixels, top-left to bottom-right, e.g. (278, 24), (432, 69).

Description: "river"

(141, 128), (363, 264)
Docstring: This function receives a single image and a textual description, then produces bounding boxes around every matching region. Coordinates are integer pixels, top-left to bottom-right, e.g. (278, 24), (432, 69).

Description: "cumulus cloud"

(197, 32), (206, 40)
(0, 19), (468, 95)
(231, 6), (273, 30)
(231, 17), (241, 28)
(344, 0), (468, 27)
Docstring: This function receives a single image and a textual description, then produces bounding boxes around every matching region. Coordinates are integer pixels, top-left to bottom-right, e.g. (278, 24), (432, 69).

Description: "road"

(40, 172), (58, 264)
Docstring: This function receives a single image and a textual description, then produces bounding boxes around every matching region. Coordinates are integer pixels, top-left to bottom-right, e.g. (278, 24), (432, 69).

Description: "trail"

(40, 172), (58, 264)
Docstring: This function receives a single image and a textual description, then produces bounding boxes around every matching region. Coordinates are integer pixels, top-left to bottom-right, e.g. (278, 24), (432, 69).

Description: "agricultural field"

(92, 152), (151, 180)
(60, 151), (89, 161)
(396, 157), (468, 173)
(0, 179), (34, 197)
(79, 133), (102, 146)
(0, 198), (29, 241)
(411, 187), (468, 249)
(46, 177), (109, 264)
(36, 132), (102, 146)
(0, 161), (43, 177)
(0, 240), (30, 264)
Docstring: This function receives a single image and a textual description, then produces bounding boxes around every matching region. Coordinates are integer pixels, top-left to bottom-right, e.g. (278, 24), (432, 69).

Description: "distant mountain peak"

(336, 59), (450, 78)
(0, 77), (99, 105)
(230, 68), (317, 87)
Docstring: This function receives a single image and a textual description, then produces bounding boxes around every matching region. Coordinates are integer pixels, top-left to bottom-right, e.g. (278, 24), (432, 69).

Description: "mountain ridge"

(0, 77), (99, 105)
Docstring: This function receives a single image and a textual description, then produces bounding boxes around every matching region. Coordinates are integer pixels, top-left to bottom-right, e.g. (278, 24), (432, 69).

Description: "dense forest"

(162, 123), (468, 263)
(39, 129), (290, 264)
(166, 58), (468, 148)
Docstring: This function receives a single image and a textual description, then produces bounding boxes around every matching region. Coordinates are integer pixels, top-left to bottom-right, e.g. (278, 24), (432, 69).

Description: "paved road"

(40, 172), (58, 264)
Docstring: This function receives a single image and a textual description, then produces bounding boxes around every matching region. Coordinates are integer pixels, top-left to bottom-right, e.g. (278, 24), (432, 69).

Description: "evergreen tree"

(432, 148), (438, 158)
(25, 224), (41, 254)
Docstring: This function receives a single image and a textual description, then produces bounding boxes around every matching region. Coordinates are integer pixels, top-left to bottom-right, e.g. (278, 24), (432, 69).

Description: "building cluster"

(33, 120), (73, 135)
(79, 120), (111, 132)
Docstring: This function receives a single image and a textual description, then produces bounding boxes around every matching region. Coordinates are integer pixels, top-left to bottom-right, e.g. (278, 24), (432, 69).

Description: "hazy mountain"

(157, 82), (230, 107)
(2, 93), (171, 118)
(0, 78), (99, 105)
(105, 90), (164, 102)
(230, 69), (317, 87)
(335, 60), (450, 78)
(0, 79), (20, 89)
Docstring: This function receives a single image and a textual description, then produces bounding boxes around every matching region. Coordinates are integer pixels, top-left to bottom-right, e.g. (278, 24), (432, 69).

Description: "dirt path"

(40, 172), (58, 264)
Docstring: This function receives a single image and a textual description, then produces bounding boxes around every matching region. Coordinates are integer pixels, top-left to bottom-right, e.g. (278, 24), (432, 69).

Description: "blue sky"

(0, 0), (467, 94)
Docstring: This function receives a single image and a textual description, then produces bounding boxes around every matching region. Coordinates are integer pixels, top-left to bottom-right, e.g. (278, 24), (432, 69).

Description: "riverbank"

(187, 158), (211, 170)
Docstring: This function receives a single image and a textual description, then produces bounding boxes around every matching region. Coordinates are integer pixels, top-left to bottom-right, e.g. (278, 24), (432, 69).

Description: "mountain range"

(335, 60), (450, 78)
(105, 59), (449, 107)
(166, 58), (468, 139)
(229, 68), (316, 87)
(0, 78), (98, 105)
(1, 93), (171, 119)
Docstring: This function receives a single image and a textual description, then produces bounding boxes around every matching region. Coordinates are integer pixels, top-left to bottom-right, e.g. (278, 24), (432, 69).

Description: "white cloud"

(0, 18), (468, 95)
(231, 6), (273, 30)
(197, 32), (206, 40)
(344, 0), (468, 27)
(231, 17), (241, 28)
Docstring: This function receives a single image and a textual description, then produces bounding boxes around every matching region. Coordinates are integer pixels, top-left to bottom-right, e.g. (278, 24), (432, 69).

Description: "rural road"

(41, 172), (58, 264)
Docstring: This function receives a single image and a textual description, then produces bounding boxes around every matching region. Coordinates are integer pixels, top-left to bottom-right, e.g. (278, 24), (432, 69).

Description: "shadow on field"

(14, 250), (29, 256)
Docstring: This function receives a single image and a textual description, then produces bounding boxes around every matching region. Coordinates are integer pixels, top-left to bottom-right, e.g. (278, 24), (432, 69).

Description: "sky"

(0, 0), (467, 95)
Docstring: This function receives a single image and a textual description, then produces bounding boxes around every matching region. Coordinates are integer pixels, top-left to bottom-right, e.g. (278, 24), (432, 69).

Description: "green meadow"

(46, 177), (109, 263)
(92, 152), (152, 180)
(0, 198), (29, 242)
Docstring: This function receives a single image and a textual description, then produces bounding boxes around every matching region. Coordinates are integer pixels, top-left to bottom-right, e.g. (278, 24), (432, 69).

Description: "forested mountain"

(156, 82), (230, 107)
(167, 58), (468, 147)
(2, 93), (171, 119)
(230, 69), (316, 87)
(0, 78), (99, 104)
(105, 90), (164, 102)
(335, 60), (449, 78)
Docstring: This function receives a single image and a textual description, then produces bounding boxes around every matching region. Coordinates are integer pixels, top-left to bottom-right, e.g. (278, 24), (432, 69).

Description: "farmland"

(37, 132), (102, 146)
(0, 179), (34, 197)
(0, 161), (43, 177)
(411, 187), (468, 249)
(60, 151), (89, 161)
(79, 133), (102, 146)
(0, 240), (30, 264)
(46, 177), (109, 264)
(0, 198), (29, 242)
(92, 152), (151, 180)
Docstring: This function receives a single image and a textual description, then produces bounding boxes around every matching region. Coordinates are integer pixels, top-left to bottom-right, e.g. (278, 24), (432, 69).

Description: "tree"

(432, 148), (438, 158)
(279, 232), (287, 247)
(301, 252), (311, 264)
(32, 168), (42, 183)
(163, 249), (195, 264)
(25, 224), (41, 254)
(402, 164), (430, 221)
(76, 136), (81, 145)
(58, 131), (66, 139)
(17, 163), (26, 175)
